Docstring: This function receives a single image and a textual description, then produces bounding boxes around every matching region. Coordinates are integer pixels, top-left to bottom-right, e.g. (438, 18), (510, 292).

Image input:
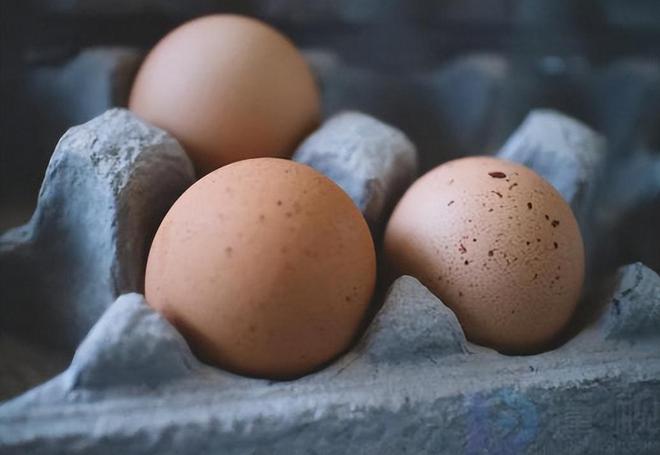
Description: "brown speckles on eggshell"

(145, 158), (376, 379)
(384, 156), (585, 354)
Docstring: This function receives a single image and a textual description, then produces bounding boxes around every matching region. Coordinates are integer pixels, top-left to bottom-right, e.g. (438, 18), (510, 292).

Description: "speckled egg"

(384, 156), (584, 353)
(145, 158), (376, 379)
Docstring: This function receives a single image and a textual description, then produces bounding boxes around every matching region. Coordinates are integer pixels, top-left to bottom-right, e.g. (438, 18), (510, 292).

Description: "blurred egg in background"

(129, 15), (320, 175)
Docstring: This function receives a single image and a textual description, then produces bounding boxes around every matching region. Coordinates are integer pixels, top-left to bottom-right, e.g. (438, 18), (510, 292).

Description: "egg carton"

(9, 47), (660, 247)
(1, 102), (659, 454)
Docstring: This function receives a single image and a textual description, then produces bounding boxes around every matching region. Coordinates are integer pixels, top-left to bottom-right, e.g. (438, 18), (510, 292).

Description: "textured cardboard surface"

(1, 266), (658, 454)
(293, 111), (418, 234)
(1, 53), (659, 453)
(0, 109), (194, 399)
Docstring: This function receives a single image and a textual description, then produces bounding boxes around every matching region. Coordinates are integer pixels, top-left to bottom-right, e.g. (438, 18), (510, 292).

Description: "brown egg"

(145, 158), (376, 379)
(384, 156), (584, 353)
(129, 15), (320, 175)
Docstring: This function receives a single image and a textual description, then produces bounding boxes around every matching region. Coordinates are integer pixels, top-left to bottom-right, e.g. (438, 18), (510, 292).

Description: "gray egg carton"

(1, 103), (659, 455)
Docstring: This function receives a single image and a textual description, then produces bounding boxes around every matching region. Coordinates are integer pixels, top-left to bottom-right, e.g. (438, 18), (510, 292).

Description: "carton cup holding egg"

(129, 15), (321, 176)
(144, 158), (377, 379)
(385, 156), (585, 354)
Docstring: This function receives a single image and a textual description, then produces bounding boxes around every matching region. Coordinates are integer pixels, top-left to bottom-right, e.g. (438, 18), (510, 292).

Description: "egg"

(384, 156), (584, 353)
(145, 158), (376, 379)
(129, 15), (320, 175)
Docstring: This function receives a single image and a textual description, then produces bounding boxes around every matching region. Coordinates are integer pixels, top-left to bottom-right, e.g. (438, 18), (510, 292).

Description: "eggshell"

(129, 15), (320, 175)
(384, 156), (584, 353)
(145, 158), (376, 379)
